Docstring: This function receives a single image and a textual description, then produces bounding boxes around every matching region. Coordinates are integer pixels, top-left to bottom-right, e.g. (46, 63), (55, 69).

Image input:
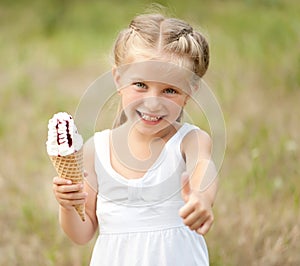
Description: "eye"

(133, 82), (147, 89)
(163, 88), (178, 94)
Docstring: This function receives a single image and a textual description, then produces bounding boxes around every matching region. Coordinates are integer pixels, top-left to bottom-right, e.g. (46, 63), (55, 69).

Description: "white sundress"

(90, 123), (209, 266)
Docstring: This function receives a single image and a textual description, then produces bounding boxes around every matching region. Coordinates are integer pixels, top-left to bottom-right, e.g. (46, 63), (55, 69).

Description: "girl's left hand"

(179, 172), (214, 235)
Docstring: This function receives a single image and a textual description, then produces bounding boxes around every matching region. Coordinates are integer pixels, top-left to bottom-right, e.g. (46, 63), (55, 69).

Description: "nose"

(143, 95), (162, 112)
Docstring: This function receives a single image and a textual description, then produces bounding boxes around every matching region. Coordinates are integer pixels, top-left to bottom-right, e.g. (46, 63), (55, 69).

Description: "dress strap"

(166, 123), (199, 152)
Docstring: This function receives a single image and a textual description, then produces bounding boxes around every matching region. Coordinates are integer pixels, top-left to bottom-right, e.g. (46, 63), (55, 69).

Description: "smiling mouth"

(136, 111), (164, 122)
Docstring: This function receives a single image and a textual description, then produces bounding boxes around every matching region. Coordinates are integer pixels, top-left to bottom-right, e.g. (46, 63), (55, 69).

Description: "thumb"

(181, 172), (191, 202)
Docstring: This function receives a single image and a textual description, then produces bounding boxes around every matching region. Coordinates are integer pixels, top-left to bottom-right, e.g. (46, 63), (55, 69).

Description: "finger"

(179, 202), (194, 219)
(196, 217), (214, 235)
(181, 172), (191, 202)
(56, 191), (88, 201)
(53, 176), (72, 185)
(183, 210), (206, 228)
(58, 198), (87, 208)
(188, 215), (207, 231)
(54, 190), (88, 207)
(55, 183), (84, 194)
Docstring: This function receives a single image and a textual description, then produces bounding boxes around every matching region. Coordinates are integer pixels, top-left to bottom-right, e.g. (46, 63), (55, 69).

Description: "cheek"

(170, 97), (187, 110)
(168, 97), (187, 116)
(169, 104), (183, 116)
(121, 92), (141, 110)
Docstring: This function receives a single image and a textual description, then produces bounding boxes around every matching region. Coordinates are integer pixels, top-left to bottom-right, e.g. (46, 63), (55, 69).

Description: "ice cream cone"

(50, 148), (86, 221)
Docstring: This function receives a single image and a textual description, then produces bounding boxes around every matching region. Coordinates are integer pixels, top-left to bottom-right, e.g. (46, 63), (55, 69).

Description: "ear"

(192, 83), (200, 93)
(184, 95), (190, 106)
(112, 67), (121, 92)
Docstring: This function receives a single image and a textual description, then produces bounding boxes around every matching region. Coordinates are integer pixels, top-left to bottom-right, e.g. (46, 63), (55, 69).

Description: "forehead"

(116, 61), (199, 95)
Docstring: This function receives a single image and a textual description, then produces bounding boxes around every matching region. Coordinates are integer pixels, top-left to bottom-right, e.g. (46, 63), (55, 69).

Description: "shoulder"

(84, 136), (95, 149)
(181, 125), (212, 160)
(85, 129), (111, 156)
(182, 126), (211, 147)
(83, 136), (95, 161)
(90, 129), (110, 147)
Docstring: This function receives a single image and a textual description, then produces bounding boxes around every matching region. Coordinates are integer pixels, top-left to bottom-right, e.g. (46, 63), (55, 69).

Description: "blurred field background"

(0, 0), (299, 265)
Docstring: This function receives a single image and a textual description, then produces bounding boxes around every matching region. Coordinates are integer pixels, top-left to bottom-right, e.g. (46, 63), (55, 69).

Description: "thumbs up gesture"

(179, 172), (214, 235)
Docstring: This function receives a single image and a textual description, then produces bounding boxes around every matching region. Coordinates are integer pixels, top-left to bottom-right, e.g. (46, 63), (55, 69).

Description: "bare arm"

(53, 137), (98, 244)
(179, 129), (218, 235)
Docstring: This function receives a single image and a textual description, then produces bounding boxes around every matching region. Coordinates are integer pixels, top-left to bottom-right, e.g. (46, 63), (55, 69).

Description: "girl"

(53, 13), (218, 266)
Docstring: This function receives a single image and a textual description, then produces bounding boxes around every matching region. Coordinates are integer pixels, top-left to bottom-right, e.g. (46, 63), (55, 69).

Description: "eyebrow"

(132, 78), (181, 89)
(128, 76), (145, 82)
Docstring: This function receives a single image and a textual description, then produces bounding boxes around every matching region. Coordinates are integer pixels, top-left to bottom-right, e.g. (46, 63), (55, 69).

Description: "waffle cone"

(50, 148), (86, 221)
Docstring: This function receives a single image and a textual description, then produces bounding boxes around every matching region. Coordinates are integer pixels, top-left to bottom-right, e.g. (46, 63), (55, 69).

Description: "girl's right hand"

(52, 176), (88, 210)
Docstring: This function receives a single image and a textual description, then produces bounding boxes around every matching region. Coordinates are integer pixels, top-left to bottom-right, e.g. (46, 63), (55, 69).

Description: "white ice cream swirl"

(46, 112), (83, 156)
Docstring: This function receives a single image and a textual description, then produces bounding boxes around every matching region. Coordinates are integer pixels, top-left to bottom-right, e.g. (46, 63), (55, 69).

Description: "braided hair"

(113, 14), (209, 78)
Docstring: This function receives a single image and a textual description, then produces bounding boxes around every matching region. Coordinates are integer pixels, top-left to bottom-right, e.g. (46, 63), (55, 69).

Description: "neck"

(111, 122), (180, 168)
(123, 121), (180, 144)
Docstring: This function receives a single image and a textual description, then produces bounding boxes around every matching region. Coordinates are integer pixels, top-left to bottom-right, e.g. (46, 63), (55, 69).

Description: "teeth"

(140, 112), (161, 122)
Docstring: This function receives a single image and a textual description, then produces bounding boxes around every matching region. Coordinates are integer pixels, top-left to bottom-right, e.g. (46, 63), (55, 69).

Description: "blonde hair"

(112, 13), (210, 127)
(114, 14), (209, 76)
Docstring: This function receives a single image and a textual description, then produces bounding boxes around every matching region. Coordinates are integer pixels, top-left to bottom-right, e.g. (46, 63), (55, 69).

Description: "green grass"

(0, 0), (299, 265)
